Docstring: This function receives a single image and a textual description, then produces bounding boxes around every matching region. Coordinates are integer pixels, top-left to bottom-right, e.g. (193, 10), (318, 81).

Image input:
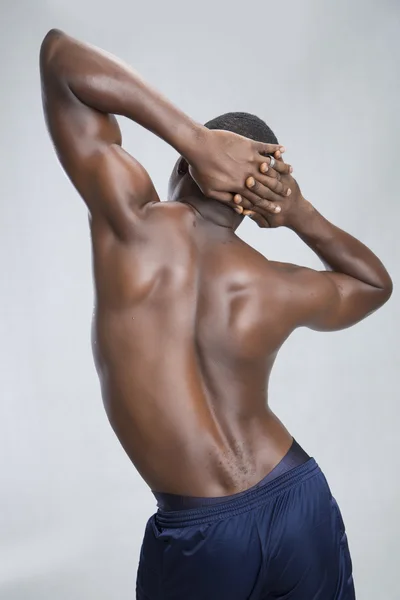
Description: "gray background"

(1, 0), (399, 598)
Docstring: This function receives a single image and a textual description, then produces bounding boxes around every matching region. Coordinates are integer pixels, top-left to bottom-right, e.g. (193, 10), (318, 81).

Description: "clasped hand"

(188, 128), (302, 228)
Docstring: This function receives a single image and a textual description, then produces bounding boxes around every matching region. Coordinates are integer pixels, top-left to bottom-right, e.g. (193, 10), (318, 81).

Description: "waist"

(153, 438), (310, 511)
(155, 457), (319, 528)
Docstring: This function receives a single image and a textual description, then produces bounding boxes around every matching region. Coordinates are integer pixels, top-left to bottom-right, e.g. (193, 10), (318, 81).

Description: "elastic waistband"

(156, 457), (320, 528)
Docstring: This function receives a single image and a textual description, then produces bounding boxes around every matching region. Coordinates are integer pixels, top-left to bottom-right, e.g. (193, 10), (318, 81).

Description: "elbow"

(381, 276), (394, 304)
(40, 29), (66, 71)
(375, 274), (393, 309)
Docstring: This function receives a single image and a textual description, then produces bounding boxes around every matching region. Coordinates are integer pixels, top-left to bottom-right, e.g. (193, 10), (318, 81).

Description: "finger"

(243, 210), (270, 228)
(259, 157), (292, 176)
(246, 176), (290, 203)
(239, 186), (280, 213)
(244, 191), (282, 217)
(212, 191), (235, 204)
(212, 192), (254, 215)
(272, 159), (293, 175)
(259, 161), (279, 179)
(267, 168), (282, 182)
(259, 163), (281, 180)
(233, 194), (253, 210)
(255, 142), (286, 157)
(254, 174), (291, 197)
(274, 153), (294, 174)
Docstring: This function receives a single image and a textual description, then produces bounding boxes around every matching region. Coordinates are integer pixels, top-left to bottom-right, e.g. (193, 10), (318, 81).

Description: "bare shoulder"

(91, 200), (195, 253)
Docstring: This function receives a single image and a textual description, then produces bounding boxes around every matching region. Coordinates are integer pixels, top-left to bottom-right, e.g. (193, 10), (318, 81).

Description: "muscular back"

(91, 201), (297, 496)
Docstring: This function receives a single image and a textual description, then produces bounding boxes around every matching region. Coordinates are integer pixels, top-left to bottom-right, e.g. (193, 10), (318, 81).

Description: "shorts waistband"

(156, 457), (320, 528)
(154, 438), (310, 512)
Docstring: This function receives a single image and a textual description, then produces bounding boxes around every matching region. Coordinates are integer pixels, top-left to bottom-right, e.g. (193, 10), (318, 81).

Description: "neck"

(179, 193), (244, 230)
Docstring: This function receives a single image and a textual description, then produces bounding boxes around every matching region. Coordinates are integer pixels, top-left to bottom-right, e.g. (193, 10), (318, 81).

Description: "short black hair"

(204, 112), (278, 145)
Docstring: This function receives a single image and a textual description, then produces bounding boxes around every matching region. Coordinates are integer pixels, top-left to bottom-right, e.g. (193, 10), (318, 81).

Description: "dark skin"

(40, 30), (393, 497)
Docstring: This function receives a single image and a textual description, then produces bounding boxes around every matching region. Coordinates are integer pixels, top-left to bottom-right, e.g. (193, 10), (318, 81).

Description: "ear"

(177, 157), (189, 175)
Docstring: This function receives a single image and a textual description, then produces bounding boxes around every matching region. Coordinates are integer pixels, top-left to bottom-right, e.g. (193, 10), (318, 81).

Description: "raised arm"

(40, 29), (161, 236)
(40, 29), (287, 237)
(244, 168), (393, 331)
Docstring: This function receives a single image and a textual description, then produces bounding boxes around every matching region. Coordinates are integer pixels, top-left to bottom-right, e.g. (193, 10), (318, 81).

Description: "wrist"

(286, 197), (316, 232)
(173, 120), (207, 162)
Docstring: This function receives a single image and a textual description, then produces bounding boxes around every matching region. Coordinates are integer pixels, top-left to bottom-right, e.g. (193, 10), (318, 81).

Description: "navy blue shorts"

(136, 459), (355, 599)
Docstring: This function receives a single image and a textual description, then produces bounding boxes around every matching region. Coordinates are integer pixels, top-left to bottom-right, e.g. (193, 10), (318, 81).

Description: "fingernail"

(235, 206), (243, 214)
(246, 177), (255, 188)
(275, 206), (281, 213)
(280, 146), (286, 153)
(275, 151), (281, 158)
(233, 194), (242, 204)
(287, 189), (291, 196)
(289, 166), (293, 173)
(260, 162), (268, 173)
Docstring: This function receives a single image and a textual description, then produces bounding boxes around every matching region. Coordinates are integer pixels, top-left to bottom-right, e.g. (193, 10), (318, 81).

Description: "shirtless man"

(40, 29), (392, 600)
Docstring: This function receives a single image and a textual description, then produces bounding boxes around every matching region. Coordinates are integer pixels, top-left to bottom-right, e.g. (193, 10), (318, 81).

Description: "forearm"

(40, 29), (202, 159)
(289, 199), (393, 292)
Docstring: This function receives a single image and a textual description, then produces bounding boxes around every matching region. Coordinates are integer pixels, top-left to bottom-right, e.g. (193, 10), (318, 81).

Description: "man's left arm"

(40, 29), (289, 236)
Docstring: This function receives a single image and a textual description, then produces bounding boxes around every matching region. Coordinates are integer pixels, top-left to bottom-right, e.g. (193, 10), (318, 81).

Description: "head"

(168, 112), (278, 203)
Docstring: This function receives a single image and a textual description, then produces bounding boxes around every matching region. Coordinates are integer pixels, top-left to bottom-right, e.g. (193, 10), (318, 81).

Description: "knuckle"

(260, 200), (271, 211)
(271, 179), (280, 191)
(259, 188), (268, 200)
(267, 181), (275, 192)
(251, 180), (259, 192)
(255, 185), (265, 198)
